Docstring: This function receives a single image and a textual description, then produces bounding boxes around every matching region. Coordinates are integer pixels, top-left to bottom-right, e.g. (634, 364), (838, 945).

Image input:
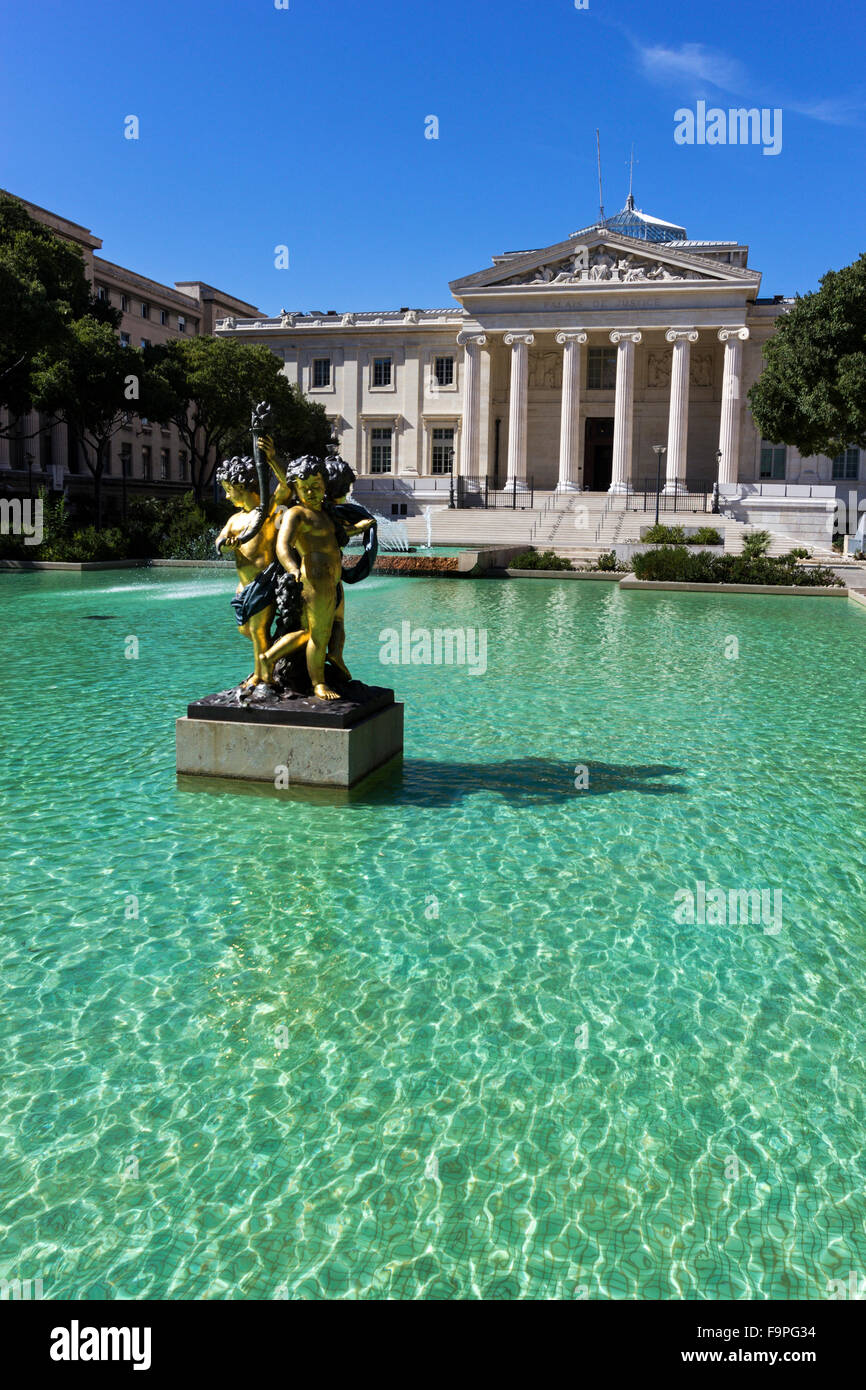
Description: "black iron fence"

(352, 472), (536, 509)
(458, 476), (535, 509)
(624, 478), (711, 513)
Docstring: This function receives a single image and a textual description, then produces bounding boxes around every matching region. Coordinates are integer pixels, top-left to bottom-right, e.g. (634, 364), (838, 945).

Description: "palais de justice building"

(216, 197), (857, 497)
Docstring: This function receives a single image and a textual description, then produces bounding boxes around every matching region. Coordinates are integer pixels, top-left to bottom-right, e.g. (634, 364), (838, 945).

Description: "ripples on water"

(1, 568), (866, 1299)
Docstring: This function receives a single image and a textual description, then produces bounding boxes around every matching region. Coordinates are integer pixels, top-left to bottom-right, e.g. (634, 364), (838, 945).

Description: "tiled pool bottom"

(2, 567), (866, 1300)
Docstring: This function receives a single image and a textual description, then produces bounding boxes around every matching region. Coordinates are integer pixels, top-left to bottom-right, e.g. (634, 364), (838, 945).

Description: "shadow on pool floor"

(376, 757), (688, 805)
(177, 757), (688, 807)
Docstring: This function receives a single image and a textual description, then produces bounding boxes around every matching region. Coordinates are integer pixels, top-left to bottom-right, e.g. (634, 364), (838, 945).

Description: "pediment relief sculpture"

(500, 245), (709, 287)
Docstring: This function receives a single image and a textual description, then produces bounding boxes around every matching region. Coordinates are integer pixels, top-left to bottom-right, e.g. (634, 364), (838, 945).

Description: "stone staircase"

(398, 492), (841, 563)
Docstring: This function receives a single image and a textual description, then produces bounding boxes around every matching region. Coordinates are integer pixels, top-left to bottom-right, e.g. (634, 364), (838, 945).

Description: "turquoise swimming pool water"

(2, 567), (866, 1300)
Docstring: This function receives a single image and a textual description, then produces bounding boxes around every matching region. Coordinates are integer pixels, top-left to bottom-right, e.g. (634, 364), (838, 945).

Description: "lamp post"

(652, 445), (666, 526)
(713, 450), (722, 513)
(448, 444), (455, 509)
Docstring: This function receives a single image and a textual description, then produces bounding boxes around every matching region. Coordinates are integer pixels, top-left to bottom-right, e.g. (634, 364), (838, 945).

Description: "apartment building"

(0, 190), (261, 511)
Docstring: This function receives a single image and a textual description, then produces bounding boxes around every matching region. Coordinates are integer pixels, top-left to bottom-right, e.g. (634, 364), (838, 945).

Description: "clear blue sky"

(1, 0), (863, 313)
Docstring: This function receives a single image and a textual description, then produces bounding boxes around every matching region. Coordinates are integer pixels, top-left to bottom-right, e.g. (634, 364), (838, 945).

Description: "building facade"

(0, 191), (261, 507)
(215, 198), (862, 501)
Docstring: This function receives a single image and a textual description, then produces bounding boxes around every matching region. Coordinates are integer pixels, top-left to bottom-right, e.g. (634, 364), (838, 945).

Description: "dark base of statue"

(176, 668), (403, 788)
(188, 676), (394, 730)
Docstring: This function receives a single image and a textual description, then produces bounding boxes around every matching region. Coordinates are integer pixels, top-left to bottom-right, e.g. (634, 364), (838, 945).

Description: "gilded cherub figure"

(260, 456), (375, 699)
(214, 435), (289, 688)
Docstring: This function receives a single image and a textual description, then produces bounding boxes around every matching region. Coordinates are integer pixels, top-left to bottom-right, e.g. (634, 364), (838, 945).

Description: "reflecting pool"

(2, 568), (865, 1299)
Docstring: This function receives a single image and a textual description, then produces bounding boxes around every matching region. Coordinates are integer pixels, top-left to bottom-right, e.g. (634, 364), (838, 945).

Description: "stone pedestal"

(176, 683), (403, 788)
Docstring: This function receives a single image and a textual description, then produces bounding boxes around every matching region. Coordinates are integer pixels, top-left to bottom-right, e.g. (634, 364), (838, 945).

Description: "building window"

(434, 356), (454, 387)
(141, 302), (150, 319)
(312, 358), (331, 388)
(370, 427), (392, 473)
(178, 316), (186, 333)
(160, 448), (170, 480)
(587, 348), (617, 391)
(832, 446), (860, 480)
(120, 443), (132, 477)
(373, 357), (392, 388)
(120, 294), (129, 312)
(759, 442), (787, 480)
(160, 309), (168, 326)
(142, 446), (152, 479)
(431, 427), (454, 474)
(140, 337), (151, 349)
(120, 332), (130, 347)
(178, 450), (187, 480)
(96, 285), (109, 302)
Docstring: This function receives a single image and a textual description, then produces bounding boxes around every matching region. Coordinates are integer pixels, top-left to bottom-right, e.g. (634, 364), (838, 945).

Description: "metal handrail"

(594, 492), (615, 542)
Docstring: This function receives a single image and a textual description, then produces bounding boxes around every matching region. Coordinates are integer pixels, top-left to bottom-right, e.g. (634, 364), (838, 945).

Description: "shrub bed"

(0, 491), (220, 561)
(631, 545), (842, 587)
(593, 550), (630, 572)
(508, 549), (574, 571)
(642, 523), (723, 545)
(344, 554), (459, 576)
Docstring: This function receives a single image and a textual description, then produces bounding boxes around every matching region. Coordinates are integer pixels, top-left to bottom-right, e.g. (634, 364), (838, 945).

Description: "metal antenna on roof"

(596, 129), (605, 224)
(626, 144), (637, 211)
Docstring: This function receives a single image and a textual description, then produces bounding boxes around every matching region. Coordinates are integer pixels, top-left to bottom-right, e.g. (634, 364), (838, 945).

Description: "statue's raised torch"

(233, 401), (274, 546)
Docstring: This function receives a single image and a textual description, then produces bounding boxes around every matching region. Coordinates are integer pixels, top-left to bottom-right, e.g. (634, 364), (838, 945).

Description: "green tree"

(147, 337), (332, 501)
(749, 253), (866, 458)
(32, 319), (142, 526)
(0, 193), (118, 430)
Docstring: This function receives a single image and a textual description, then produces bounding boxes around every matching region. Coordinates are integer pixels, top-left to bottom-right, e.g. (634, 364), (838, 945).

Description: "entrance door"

(584, 417), (614, 491)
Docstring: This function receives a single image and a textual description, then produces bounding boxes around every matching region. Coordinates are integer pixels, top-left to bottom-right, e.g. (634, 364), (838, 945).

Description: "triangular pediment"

(449, 228), (759, 293)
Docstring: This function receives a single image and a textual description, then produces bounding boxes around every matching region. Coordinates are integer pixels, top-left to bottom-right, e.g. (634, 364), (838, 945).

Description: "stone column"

(717, 328), (750, 485)
(504, 332), (535, 487)
(456, 332), (487, 477)
(609, 330), (642, 493)
(664, 329), (698, 491)
(555, 330), (587, 491)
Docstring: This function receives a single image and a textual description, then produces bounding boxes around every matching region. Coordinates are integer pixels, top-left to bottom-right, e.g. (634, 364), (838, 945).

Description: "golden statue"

(216, 407), (377, 700)
(261, 456), (375, 698)
(214, 437), (290, 689)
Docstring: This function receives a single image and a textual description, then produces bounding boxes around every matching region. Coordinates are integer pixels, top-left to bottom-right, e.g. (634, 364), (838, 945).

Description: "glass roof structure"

(571, 194), (687, 244)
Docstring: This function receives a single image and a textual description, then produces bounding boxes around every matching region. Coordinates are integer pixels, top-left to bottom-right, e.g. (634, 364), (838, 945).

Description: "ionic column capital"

(504, 332), (535, 347)
(609, 330), (642, 345)
(718, 327), (750, 343)
(665, 329), (699, 344)
(555, 330), (588, 346)
(456, 330), (487, 347)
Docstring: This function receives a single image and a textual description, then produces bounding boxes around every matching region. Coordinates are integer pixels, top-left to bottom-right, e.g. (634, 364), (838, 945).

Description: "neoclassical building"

(216, 198), (861, 498)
